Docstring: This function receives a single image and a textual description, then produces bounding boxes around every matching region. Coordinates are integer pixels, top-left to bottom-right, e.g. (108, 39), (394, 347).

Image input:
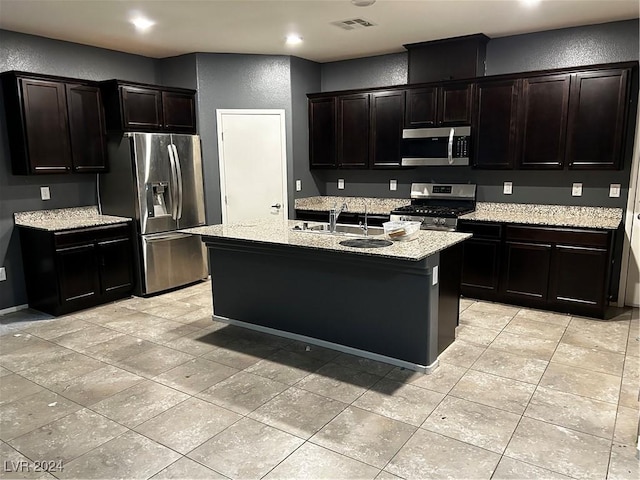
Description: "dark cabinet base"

(18, 224), (134, 316)
(459, 221), (614, 319)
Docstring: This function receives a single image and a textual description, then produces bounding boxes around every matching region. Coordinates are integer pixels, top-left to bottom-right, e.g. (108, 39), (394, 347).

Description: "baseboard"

(0, 304), (29, 316)
(214, 313), (439, 374)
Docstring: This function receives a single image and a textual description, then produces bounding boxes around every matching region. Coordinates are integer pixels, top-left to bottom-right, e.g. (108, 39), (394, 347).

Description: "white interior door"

(625, 164), (640, 306)
(217, 110), (287, 224)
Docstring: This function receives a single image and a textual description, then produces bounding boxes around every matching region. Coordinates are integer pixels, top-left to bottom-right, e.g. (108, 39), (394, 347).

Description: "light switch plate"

(295, 180), (301, 192)
(40, 186), (50, 200)
(609, 184), (621, 198)
(0, 267), (6, 282)
(390, 179), (397, 191)
(572, 183), (583, 196)
(503, 182), (513, 195)
(338, 179), (345, 190)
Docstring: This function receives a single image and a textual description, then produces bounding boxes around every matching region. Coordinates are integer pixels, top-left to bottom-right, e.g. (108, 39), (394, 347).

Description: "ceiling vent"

(331, 18), (377, 31)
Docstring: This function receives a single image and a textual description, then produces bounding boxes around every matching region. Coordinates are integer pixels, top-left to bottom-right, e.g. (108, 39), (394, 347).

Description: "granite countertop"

(183, 219), (471, 261)
(460, 202), (623, 230)
(295, 196), (408, 215)
(14, 206), (132, 232)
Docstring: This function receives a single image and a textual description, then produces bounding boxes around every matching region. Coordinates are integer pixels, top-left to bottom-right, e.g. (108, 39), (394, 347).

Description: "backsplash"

(312, 167), (631, 208)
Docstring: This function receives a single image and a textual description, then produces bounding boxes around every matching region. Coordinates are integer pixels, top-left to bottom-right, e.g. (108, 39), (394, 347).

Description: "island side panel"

(205, 238), (440, 367)
(438, 242), (463, 354)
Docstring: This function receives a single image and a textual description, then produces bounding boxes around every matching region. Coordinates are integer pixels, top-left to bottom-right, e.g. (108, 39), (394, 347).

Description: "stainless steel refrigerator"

(100, 133), (208, 296)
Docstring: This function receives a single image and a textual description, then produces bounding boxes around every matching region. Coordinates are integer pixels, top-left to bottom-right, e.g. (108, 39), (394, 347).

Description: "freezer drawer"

(141, 232), (207, 294)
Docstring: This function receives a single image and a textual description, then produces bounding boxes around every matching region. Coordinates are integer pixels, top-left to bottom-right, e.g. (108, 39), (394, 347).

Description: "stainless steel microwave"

(401, 126), (471, 166)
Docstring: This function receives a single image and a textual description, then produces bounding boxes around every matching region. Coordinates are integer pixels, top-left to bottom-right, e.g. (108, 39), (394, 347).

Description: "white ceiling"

(0, 0), (638, 62)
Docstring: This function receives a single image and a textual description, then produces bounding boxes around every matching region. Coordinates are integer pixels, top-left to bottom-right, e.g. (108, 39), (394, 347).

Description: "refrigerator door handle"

(171, 144), (184, 220)
(167, 144), (178, 220)
(145, 232), (191, 242)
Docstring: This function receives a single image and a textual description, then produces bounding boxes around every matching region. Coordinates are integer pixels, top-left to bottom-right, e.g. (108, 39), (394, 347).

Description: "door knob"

(271, 203), (281, 209)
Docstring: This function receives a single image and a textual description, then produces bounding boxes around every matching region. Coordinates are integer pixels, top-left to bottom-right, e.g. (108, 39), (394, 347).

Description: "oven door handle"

(447, 127), (454, 165)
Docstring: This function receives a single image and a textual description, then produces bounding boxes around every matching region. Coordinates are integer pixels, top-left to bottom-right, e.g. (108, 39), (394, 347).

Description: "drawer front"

(458, 221), (502, 239)
(54, 223), (131, 248)
(505, 225), (609, 248)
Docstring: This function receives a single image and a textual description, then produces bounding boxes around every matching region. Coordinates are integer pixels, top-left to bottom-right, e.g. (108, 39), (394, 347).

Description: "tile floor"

(0, 281), (638, 480)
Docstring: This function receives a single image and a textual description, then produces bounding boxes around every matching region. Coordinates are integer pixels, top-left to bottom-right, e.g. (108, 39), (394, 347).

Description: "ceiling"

(0, 0), (638, 62)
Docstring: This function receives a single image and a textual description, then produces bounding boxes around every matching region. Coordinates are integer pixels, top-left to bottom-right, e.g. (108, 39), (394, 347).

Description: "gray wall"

(321, 52), (408, 92)
(157, 53), (198, 90)
(486, 19), (640, 75)
(0, 30), (158, 310)
(317, 168), (633, 208)
(194, 53), (294, 223)
(291, 56), (322, 199)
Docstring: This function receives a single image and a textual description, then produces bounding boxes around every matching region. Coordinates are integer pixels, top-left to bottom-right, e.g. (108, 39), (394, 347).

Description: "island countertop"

(183, 219), (471, 261)
(14, 206), (132, 232)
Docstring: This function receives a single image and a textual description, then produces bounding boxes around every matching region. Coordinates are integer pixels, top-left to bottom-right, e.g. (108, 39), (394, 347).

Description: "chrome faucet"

(329, 203), (348, 232)
(359, 203), (369, 236)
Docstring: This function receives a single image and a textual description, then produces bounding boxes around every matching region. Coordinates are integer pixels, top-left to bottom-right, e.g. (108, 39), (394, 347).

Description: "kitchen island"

(185, 219), (471, 372)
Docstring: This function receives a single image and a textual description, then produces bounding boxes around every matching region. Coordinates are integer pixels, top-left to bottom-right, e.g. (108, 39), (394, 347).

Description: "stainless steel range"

(390, 183), (476, 231)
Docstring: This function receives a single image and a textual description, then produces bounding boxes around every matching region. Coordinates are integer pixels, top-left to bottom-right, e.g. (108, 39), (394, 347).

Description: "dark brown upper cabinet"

(439, 83), (474, 125)
(306, 61), (636, 171)
(405, 86), (437, 127)
(473, 79), (519, 169)
(121, 86), (163, 131)
(405, 82), (473, 128)
(370, 90), (405, 168)
(309, 97), (337, 168)
(1, 72), (107, 175)
(100, 80), (196, 134)
(337, 93), (369, 168)
(566, 69), (629, 170)
(517, 74), (570, 169)
(162, 91), (196, 133)
(66, 84), (108, 173)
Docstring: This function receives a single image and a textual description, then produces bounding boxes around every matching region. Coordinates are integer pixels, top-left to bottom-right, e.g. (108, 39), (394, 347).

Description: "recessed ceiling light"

(285, 34), (303, 45)
(131, 16), (155, 32)
(521, 0), (541, 6)
(351, 0), (376, 6)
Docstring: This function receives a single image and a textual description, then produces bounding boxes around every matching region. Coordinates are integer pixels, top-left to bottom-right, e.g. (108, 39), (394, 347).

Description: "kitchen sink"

(292, 222), (384, 237)
(339, 238), (393, 248)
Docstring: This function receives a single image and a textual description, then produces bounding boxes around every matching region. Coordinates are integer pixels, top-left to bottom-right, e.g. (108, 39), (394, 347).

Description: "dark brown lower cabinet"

(460, 221), (613, 318)
(19, 223), (134, 316)
(501, 241), (552, 303)
(458, 221), (501, 299)
(548, 244), (609, 312)
(56, 243), (101, 308)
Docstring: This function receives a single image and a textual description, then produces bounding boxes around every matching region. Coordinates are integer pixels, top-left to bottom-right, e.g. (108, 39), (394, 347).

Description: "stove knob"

(432, 218), (439, 225)
(438, 218), (446, 225)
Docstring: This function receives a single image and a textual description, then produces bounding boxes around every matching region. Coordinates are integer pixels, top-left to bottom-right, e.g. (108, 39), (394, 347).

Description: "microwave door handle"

(447, 128), (454, 165)
(167, 145), (178, 220)
(171, 144), (183, 220)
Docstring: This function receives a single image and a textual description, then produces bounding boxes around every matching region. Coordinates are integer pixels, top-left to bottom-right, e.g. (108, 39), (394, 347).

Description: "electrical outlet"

(609, 184), (621, 198)
(503, 182), (513, 195)
(338, 179), (345, 190)
(572, 183), (583, 196)
(295, 180), (301, 192)
(40, 186), (50, 200)
(0, 267), (6, 282)
(390, 179), (397, 191)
